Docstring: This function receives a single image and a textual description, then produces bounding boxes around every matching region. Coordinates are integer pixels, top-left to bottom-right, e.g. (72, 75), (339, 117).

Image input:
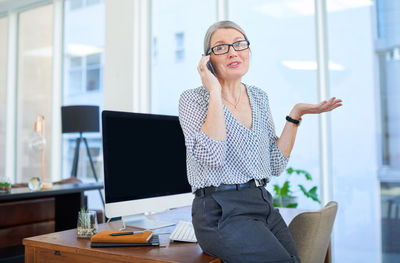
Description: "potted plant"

(0, 176), (11, 193)
(272, 167), (321, 208)
(77, 208), (98, 238)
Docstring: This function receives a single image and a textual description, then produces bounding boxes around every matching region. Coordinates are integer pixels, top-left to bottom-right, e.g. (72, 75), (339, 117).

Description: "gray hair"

(203, 20), (249, 55)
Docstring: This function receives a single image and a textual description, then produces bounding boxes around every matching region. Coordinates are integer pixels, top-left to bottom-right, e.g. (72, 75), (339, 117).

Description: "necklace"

(222, 85), (243, 109)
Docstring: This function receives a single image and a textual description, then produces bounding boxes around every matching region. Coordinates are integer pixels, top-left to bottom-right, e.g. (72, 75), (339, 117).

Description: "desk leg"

(25, 246), (35, 263)
(55, 192), (82, 231)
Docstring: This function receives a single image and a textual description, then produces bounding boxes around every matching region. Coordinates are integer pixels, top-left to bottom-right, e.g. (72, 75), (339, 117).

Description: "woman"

(178, 21), (342, 263)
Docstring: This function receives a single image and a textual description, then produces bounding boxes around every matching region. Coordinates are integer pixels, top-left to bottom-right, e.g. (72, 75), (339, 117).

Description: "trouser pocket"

(261, 187), (273, 203)
(200, 194), (223, 229)
(191, 197), (203, 218)
(260, 187), (275, 224)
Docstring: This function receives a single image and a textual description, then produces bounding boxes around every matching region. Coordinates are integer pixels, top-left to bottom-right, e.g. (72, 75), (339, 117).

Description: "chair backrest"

(288, 201), (338, 263)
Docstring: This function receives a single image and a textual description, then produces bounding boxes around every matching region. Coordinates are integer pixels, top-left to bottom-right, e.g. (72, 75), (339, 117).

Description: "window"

(69, 0), (101, 11)
(326, 0), (380, 261)
(379, 48), (400, 170)
(87, 0), (100, 6)
(377, 0), (400, 170)
(86, 53), (101, 91)
(376, 1), (400, 262)
(175, 32), (185, 62)
(63, 0), (104, 187)
(17, 5), (54, 183)
(229, 0), (320, 209)
(381, 182), (400, 262)
(376, 0), (400, 41)
(151, 0), (216, 115)
(153, 37), (158, 62)
(0, 17), (7, 179)
(70, 0), (83, 10)
(66, 53), (102, 95)
(68, 56), (83, 94)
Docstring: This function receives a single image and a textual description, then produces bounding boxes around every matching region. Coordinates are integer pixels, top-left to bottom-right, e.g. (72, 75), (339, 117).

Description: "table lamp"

(28, 115), (52, 189)
(61, 105), (104, 206)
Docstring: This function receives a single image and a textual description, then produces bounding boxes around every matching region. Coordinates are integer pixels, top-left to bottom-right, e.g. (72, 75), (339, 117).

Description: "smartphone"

(207, 61), (216, 76)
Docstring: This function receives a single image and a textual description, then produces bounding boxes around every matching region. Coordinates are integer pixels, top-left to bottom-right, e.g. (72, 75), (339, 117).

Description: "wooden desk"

(23, 206), (330, 263)
(0, 182), (103, 262)
(23, 219), (219, 263)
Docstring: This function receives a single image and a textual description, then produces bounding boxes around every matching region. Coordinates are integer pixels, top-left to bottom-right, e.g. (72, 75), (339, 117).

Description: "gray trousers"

(192, 186), (301, 263)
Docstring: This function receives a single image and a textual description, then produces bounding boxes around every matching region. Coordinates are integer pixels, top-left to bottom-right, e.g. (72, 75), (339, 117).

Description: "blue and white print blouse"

(178, 84), (289, 192)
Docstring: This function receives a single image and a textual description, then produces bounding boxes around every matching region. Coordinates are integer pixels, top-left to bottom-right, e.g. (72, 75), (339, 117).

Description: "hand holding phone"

(207, 61), (216, 76)
(198, 55), (221, 93)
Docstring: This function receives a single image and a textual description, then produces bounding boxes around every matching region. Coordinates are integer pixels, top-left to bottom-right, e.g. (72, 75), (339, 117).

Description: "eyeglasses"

(207, 40), (250, 55)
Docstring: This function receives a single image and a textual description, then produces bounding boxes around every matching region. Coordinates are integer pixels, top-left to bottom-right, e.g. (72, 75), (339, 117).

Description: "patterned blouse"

(178, 84), (289, 192)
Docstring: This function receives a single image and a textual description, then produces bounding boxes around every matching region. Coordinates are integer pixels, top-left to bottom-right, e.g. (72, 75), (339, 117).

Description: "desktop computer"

(102, 110), (193, 229)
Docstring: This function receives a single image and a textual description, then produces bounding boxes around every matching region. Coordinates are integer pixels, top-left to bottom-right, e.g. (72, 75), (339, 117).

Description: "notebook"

(90, 230), (159, 247)
(91, 235), (160, 248)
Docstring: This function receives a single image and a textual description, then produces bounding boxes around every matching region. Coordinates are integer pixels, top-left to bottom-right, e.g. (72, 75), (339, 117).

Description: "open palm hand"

(293, 97), (343, 118)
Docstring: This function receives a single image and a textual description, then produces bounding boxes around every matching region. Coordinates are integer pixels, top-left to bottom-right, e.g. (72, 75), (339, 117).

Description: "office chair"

(288, 201), (338, 263)
(205, 202), (338, 263)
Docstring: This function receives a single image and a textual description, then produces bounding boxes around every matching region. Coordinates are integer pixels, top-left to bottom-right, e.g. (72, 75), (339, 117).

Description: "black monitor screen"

(102, 110), (190, 204)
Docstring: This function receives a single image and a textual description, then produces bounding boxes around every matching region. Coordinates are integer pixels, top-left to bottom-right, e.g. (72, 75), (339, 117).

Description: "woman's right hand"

(197, 55), (222, 94)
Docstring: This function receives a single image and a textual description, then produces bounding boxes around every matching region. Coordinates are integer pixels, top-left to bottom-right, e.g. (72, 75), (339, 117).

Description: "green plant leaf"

(286, 203), (298, 208)
(305, 173), (312, 180)
(273, 184), (280, 196)
(281, 181), (290, 196)
(298, 185), (321, 203)
(292, 169), (312, 180)
(278, 167), (320, 207)
(298, 184), (308, 196)
(309, 186), (317, 194)
(308, 186), (321, 203)
(294, 169), (305, 174)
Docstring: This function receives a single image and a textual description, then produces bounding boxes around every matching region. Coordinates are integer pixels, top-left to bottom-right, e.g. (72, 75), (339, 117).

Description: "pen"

(110, 231), (145, 236)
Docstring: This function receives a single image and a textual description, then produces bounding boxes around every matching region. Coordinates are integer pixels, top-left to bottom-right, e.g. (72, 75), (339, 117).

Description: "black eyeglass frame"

(207, 39), (250, 55)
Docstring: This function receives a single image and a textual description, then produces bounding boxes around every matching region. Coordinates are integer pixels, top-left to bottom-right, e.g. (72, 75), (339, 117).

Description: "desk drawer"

(0, 220), (55, 247)
(33, 248), (128, 263)
(0, 197), (55, 228)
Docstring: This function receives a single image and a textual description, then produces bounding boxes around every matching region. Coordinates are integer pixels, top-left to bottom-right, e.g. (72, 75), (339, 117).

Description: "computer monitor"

(102, 110), (193, 229)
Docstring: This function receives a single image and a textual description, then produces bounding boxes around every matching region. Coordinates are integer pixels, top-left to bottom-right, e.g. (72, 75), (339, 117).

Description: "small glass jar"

(28, 177), (42, 191)
(0, 176), (11, 193)
(77, 210), (98, 238)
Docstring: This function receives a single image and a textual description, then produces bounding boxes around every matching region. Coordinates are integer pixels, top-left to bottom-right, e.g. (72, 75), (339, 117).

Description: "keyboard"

(169, 221), (197, 242)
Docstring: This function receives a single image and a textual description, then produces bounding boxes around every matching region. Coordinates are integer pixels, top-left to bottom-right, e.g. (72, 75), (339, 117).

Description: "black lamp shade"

(61, 105), (100, 133)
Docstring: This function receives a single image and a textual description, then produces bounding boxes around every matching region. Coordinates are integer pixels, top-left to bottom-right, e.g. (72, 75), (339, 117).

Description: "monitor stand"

(121, 214), (175, 230)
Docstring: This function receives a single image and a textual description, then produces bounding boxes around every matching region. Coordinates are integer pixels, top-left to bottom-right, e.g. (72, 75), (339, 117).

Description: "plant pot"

(0, 176), (11, 193)
(77, 227), (97, 238)
(77, 210), (98, 238)
(273, 196), (298, 208)
(0, 183), (11, 193)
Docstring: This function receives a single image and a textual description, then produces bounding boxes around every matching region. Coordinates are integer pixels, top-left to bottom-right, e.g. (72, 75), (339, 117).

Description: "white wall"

(104, 0), (151, 113)
(103, 0), (135, 112)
